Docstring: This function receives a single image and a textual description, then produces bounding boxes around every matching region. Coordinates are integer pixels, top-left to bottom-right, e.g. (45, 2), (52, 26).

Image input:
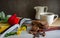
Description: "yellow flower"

(17, 26), (27, 35)
(17, 28), (22, 35)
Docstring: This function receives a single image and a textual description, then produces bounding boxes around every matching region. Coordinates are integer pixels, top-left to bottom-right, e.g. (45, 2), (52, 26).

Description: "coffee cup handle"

(44, 6), (48, 12)
(53, 14), (58, 22)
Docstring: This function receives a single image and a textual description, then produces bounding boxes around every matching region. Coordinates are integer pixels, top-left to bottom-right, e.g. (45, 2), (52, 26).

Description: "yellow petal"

(17, 31), (22, 35)
(21, 27), (26, 31)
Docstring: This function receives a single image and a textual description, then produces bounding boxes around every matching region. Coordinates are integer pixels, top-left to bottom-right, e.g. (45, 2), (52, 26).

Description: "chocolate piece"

(29, 20), (49, 37)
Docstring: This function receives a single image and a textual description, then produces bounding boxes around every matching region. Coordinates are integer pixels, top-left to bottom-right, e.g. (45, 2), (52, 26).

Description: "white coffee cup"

(40, 13), (58, 25)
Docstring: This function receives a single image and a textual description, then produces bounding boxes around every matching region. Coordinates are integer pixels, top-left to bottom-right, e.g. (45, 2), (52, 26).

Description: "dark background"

(0, 0), (60, 19)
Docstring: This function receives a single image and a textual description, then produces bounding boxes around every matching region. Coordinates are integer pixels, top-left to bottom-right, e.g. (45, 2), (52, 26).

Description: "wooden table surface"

(49, 18), (60, 26)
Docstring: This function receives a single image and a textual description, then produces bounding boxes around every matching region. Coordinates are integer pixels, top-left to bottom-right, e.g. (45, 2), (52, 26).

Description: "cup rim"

(40, 13), (55, 16)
